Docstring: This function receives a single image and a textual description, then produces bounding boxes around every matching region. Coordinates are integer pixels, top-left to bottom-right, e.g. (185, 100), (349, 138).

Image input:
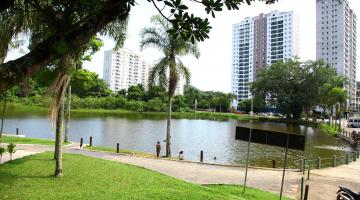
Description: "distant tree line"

(3, 68), (235, 113)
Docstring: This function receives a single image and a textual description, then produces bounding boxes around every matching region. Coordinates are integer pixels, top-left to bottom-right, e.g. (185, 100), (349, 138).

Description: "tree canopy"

(251, 59), (347, 119)
(0, 0), (276, 93)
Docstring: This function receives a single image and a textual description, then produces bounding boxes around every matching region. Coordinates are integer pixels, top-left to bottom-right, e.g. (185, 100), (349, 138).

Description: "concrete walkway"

(306, 159), (360, 200)
(2, 143), (359, 200)
(65, 147), (302, 199)
(0, 143), (53, 164)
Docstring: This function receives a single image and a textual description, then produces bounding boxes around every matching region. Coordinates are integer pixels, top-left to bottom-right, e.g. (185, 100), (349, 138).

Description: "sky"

(5, 0), (360, 93)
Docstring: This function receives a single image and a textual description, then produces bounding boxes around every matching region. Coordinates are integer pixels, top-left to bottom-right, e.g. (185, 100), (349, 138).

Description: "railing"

(298, 149), (360, 172)
(338, 128), (359, 146)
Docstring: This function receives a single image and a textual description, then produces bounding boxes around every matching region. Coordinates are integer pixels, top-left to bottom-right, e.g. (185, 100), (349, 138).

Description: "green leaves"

(150, 0), (276, 43)
(252, 60), (347, 119)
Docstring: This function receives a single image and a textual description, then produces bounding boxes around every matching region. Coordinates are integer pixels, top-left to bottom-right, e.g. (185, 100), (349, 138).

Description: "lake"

(2, 111), (353, 168)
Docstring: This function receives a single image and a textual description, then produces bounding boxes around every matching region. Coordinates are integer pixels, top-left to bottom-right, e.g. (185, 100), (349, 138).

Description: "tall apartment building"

(316, 0), (357, 108)
(103, 48), (149, 92)
(231, 10), (299, 103)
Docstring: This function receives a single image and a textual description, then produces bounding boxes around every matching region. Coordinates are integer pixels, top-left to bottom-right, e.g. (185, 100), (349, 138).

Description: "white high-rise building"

(316, 0), (357, 108)
(231, 11), (299, 104)
(103, 48), (150, 92)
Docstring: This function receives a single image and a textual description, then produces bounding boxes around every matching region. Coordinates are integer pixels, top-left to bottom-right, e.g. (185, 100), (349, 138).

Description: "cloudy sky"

(6, 0), (360, 93)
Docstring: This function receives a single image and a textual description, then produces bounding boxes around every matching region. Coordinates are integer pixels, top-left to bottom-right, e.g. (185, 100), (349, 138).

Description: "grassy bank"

(0, 135), (70, 146)
(318, 123), (338, 136)
(84, 145), (154, 157)
(3, 103), (257, 121)
(0, 152), (291, 200)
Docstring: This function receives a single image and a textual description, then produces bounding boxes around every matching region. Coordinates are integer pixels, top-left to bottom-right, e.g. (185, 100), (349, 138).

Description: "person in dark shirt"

(156, 141), (161, 158)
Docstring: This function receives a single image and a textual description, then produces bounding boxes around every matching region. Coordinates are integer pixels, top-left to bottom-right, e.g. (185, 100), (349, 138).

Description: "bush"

(319, 123), (338, 136)
(144, 98), (166, 112)
(0, 147), (5, 163)
(7, 143), (16, 161)
(126, 100), (145, 112)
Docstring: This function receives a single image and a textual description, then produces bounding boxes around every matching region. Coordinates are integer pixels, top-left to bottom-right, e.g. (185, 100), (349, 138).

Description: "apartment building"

(231, 10), (299, 103)
(103, 49), (149, 92)
(316, 0), (357, 108)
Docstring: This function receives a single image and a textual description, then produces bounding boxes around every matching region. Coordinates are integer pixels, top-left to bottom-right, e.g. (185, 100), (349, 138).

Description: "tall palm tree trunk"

(0, 97), (6, 138)
(55, 98), (65, 177)
(338, 104), (342, 131)
(64, 85), (71, 143)
(166, 94), (172, 157)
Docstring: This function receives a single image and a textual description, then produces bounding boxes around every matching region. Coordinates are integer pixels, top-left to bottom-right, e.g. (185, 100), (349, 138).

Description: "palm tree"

(140, 15), (200, 157)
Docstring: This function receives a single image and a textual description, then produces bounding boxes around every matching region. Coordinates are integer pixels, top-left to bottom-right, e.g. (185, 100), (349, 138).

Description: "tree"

(0, 0), (276, 93)
(146, 85), (167, 101)
(184, 85), (201, 109)
(238, 95), (265, 113)
(0, 92), (9, 138)
(252, 59), (346, 119)
(71, 69), (111, 98)
(127, 84), (146, 101)
(172, 95), (188, 112)
(116, 89), (127, 98)
(141, 15), (200, 157)
(64, 37), (104, 143)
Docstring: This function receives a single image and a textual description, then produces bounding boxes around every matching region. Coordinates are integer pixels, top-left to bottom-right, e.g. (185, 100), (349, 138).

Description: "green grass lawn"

(0, 152), (292, 200)
(0, 135), (70, 146)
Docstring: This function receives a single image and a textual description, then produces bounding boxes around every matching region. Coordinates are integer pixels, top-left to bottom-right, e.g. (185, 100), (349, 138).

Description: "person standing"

(178, 151), (184, 160)
(156, 141), (161, 158)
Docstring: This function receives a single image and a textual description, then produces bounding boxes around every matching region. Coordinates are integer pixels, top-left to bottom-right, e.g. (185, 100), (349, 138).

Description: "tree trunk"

(0, 97), (6, 138)
(338, 104), (342, 131)
(64, 85), (71, 143)
(330, 106), (333, 126)
(166, 94), (172, 157)
(54, 98), (65, 177)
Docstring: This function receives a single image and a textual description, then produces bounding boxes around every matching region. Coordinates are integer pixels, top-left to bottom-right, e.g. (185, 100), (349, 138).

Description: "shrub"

(0, 147), (5, 163)
(126, 100), (145, 112)
(144, 98), (166, 112)
(7, 143), (16, 161)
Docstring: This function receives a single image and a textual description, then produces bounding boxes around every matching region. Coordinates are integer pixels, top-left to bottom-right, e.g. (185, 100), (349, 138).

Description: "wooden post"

(357, 150), (360, 158)
(272, 159), (276, 168)
(80, 138), (83, 148)
(299, 159), (304, 172)
(346, 154), (349, 164)
(300, 177), (304, 200)
(332, 155), (336, 167)
(89, 136), (93, 147)
(16, 128), (19, 135)
(304, 185), (309, 200)
(303, 159), (306, 175)
(116, 143), (119, 153)
(317, 157), (321, 169)
(307, 165), (310, 180)
(200, 150), (203, 162)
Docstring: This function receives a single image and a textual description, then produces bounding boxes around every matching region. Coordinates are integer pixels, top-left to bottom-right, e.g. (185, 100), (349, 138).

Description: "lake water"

(2, 111), (353, 168)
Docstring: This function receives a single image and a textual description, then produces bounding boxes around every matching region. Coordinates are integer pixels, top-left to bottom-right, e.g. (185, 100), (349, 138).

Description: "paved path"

(307, 159), (360, 200)
(65, 147), (301, 198)
(2, 143), (359, 200)
(0, 144), (53, 164)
